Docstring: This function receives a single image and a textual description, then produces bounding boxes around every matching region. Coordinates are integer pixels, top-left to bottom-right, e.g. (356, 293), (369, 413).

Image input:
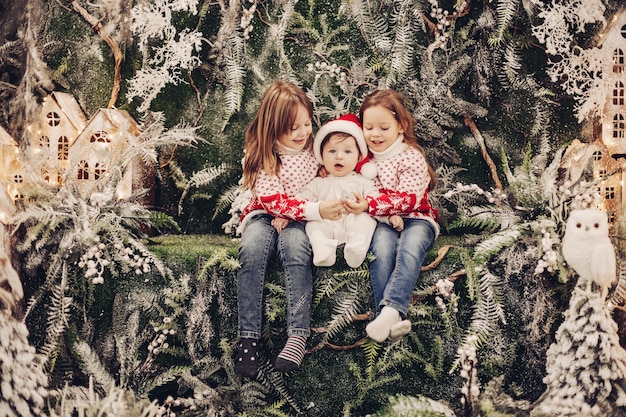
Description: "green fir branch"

(177, 163), (234, 215)
(323, 279), (364, 340)
(136, 365), (191, 398)
(39, 264), (72, 372)
(473, 226), (523, 265)
(212, 183), (241, 221)
(72, 340), (116, 394)
(490, 0), (519, 46)
(362, 338), (383, 370)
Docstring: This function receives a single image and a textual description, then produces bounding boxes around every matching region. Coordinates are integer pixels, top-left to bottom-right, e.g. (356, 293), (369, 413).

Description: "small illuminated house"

(590, 7), (626, 234)
(28, 91), (88, 186)
(0, 126), (18, 219)
(0, 125), (19, 186)
(69, 107), (153, 201)
(5, 91), (154, 206)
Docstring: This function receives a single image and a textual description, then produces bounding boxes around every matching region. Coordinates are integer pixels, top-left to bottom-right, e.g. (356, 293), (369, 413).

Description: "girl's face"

(361, 105), (404, 153)
(321, 134), (360, 177)
(277, 104), (312, 151)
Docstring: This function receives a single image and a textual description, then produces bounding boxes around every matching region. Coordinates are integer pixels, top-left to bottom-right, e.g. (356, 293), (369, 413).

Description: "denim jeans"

(369, 218), (436, 317)
(237, 214), (312, 339)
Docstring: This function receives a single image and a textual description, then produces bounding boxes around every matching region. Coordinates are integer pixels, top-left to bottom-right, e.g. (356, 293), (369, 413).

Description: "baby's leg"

(344, 214), (377, 268)
(306, 221), (337, 266)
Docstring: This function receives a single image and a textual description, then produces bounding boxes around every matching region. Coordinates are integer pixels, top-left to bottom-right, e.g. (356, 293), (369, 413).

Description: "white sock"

(388, 319), (411, 342)
(310, 236), (338, 266)
(344, 242), (367, 268)
(365, 306), (400, 342)
(313, 246), (336, 266)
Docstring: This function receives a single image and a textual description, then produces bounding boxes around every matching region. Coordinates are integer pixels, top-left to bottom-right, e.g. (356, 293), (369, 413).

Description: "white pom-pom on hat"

(357, 156), (378, 179)
(313, 114), (377, 178)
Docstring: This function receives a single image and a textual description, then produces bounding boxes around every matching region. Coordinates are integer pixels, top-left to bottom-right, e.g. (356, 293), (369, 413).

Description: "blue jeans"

(369, 218), (436, 317)
(237, 214), (313, 339)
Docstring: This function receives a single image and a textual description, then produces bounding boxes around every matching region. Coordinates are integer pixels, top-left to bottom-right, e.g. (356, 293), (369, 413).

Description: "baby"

(295, 114), (402, 268)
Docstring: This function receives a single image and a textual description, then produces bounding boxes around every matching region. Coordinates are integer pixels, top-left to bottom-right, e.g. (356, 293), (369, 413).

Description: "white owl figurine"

(562, 209), (617, 299)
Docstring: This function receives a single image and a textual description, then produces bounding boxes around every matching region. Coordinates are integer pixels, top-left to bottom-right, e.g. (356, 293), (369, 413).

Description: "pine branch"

(72, 340), (116, 394)
(39, 264), (72, 372)
(178, 163), (234, 215)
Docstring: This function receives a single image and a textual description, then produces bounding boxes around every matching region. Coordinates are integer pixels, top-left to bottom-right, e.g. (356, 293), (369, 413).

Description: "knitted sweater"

(366, 137), (440, 237)
(239, 147), (322, 231)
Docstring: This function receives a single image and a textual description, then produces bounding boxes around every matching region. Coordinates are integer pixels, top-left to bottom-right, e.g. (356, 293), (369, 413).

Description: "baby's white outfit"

(297, 172), (379, 268)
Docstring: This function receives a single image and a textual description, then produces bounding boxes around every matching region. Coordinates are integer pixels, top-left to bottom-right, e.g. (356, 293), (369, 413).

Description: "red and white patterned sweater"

(366, 137), (440, 237)
(239, 147), (322, 231)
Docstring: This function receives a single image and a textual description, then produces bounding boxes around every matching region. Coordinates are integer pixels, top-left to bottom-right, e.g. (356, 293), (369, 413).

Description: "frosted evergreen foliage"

(531, 0), (608, 121)
(531, 284), (626, 416)
(0, 312), (48, 417)
(373, 394), (456, 416)
(129, 0), (204, 112)
(458, 335), (480, 414)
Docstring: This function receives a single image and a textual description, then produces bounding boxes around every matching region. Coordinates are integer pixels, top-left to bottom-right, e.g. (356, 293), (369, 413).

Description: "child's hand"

(320, 200), (345, 220)
(390, 215), (404, 231)
(318, 166), (330, 178)
(343, 193), (368, 214)
(272, 217), (290, 233)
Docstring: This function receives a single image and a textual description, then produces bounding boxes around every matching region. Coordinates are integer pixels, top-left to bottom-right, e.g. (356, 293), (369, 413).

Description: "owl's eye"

(576, 222), (582, 228)
(594, 223), (599, 228)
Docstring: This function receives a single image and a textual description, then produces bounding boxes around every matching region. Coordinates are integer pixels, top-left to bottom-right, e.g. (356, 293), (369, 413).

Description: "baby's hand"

(272, 217), (290, 233)
(343, 193), (368, 214)
(320, 200), (344, 220)
(390, 215), (404, 231)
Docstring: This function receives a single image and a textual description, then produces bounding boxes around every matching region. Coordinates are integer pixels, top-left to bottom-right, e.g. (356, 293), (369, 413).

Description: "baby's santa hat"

(313, 114), (378, 179)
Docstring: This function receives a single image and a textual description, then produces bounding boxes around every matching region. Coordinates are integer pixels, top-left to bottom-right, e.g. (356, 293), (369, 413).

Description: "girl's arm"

(256, 172), (344, 221)
(366, 155), (431, 217)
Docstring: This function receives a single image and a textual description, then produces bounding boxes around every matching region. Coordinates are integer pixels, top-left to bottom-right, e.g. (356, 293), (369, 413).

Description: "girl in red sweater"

(235, 80), (344, 377)
(347, 89), (439, 343)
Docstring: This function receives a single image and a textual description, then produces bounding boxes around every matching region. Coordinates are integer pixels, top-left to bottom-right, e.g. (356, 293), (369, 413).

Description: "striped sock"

(274, 335), (307, 372)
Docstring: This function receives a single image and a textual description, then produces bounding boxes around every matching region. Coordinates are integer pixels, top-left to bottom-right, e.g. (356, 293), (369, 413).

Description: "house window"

(608, 211), (616, 223)
(78, 161), (89, 180)
(613, 114), (625, 138)
(42, 170), (50, 182)
(605, 186), (615, 199)
(47, 112), (61, 127)
(622, 24), (626, 38)
(614, 49), (625, 73)
(90, 130), (110, 143)
(94, 162), (106, 180)
(58, 136), (69, 160)
(592, 150), (602, 161)
(614, 81), (625, 105)
(39, 135), (49, 148)
(13, 174), (23, 183)
(598, 169), (607, 177)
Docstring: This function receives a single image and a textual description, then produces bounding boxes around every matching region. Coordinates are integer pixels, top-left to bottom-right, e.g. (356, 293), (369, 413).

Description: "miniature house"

(0, 125), (19, 188)
(0, 125), (18, 220)
(69, 107), (154, 202)
(590, 7), (626, 234)
(28, 91), (88, 186)
(3, 92), (155, 206)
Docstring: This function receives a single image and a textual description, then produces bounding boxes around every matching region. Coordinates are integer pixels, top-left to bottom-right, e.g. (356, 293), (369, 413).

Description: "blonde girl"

(346, 89), (439, 343)
(235, 80), (344, 377)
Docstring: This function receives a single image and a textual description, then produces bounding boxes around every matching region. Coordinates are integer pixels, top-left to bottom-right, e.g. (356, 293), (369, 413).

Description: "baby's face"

(321, 134), (360, 177)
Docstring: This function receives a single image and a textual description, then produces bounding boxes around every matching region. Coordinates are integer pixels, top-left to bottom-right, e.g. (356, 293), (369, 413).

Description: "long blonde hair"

(242, 80), (314, 190)
(359, 89), (437, 189)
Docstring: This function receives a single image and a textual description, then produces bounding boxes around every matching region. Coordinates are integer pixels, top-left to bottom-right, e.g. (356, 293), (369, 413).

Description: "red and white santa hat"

(313, 114), (378, 179)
